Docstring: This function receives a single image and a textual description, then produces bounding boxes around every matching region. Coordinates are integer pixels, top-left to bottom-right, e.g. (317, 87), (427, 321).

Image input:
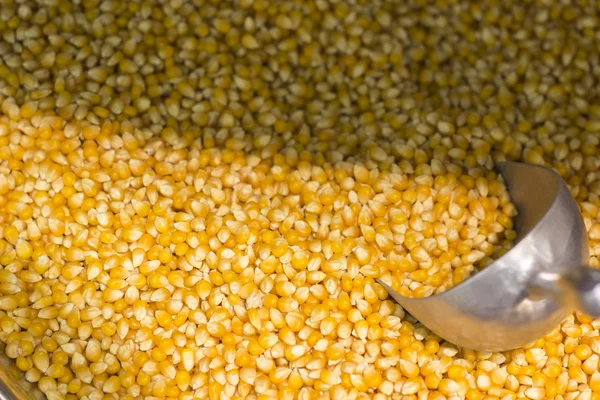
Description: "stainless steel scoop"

(377, 161), (600, 352)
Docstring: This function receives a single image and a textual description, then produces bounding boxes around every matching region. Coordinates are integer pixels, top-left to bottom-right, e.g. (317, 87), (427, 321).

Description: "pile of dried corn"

(0, 1), (599, 400)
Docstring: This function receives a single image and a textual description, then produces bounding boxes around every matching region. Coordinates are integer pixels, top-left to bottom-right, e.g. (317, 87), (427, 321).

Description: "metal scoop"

(376, 161), (600, 352)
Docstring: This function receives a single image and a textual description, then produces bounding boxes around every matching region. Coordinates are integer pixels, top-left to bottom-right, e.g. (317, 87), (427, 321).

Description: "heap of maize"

(0, 0), (599, 399)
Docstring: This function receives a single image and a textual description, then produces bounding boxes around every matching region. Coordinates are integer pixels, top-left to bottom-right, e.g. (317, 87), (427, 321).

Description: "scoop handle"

(530, 266), (600, 317)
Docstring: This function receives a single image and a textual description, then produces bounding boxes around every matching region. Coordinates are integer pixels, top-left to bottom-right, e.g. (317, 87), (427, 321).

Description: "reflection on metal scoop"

(376, 161), (600, 352)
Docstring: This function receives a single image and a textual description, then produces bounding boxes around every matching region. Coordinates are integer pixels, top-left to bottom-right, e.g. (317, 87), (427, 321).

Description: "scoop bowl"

(377, 162), (590, 352)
